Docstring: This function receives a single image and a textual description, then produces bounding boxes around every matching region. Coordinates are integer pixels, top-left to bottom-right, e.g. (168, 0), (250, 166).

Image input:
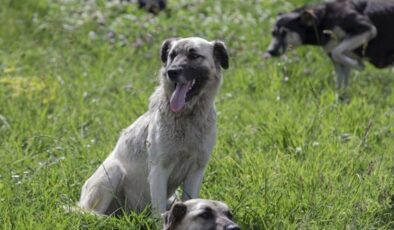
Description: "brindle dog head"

(163, 199), (240, 230)
(160, 37), (229, 113)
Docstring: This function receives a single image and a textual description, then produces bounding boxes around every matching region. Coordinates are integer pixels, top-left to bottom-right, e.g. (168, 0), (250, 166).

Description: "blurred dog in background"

(108, 0), (166, 14)
(138, 0), (166, 14)
(264, 0), (394, 99)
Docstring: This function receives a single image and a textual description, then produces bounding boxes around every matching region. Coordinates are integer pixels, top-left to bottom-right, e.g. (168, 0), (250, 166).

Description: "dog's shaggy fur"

(163, 199), (240, 230)
(78, 37), (229, 215)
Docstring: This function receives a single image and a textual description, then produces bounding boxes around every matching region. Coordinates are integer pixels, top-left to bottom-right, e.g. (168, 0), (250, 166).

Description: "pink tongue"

(170, 81), (191, 113)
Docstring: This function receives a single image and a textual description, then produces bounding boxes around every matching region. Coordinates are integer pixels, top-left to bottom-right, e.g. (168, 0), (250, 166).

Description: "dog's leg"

(333, 62), (352, 102)
(333, 62), (351, 89)
(149, 165), (171, 213)
(78, 161), (125, 214)
(182, 168), (205, 200)
(331, 27), (377, 70)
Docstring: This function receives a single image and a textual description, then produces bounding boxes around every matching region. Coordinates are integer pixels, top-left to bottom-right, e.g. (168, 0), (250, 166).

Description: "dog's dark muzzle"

(269, 48), (282, 57)
(166, 65), (207, 83)
(167, 68), (183, 82)
(266, 37), (286, 57)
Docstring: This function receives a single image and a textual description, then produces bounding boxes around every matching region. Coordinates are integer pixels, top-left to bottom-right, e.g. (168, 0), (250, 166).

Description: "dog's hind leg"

(331, 26), (377, 70)
(78, 161), (125, 214)
(334, 62), (351, 89)
(333, 62), (352, 102)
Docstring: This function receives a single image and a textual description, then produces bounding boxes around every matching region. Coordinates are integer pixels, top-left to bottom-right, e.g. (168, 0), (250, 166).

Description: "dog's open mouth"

(170, 79), (198, 113)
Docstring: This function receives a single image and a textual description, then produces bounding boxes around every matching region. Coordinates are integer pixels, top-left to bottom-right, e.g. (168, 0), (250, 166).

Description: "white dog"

(78, 37), (229, 215)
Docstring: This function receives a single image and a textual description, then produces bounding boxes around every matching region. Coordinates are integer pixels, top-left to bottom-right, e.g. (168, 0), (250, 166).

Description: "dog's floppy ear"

(163, 202), (187, 230)
(299, 9), (316, 26)
(160, 38), (177, 63)
(213, 40), (229, 69)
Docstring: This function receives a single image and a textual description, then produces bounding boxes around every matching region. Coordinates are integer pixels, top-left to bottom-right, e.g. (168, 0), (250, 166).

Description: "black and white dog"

(264, 0), (394, 94)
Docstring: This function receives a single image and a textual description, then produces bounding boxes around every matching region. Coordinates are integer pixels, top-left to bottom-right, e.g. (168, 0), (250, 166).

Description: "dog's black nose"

(267, 49), (280, 57)
(225, 224), (240, 230)
(167, 68), (182, 81)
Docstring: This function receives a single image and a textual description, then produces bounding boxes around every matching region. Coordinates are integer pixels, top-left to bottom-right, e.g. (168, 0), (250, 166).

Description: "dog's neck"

(307, 15), (326, 45)
(296, 6), (329, 46)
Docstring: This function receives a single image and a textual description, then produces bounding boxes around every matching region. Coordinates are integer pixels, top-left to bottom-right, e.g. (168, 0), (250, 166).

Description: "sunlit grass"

(0, 0), (393, 229)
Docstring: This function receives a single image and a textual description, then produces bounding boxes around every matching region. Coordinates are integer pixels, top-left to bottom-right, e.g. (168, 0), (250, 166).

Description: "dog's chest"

(147, 114), (216, 194)
(167, 149), (199, 189)
(148, 111), (216, 164)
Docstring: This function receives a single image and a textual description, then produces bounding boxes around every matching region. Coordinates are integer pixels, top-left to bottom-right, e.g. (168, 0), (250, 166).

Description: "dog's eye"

(170, 52), (177, 60)
(188, 53), (201, 60)
(225, 211), (233, 220)
(279, 29), (287, 36)
(272, 30), (278, 36)
(198, 211), (214, 219)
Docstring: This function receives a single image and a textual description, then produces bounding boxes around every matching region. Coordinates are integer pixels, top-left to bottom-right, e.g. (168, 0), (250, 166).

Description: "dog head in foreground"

(159, 37), (229, 113)
(163, 199), (240, 230)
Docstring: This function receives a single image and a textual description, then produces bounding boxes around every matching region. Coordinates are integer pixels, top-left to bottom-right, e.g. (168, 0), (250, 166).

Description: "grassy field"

(0, 0), (393, 229)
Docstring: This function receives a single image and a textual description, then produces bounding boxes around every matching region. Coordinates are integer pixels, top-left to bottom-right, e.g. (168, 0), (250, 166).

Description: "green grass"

(0, 0), (393, 229)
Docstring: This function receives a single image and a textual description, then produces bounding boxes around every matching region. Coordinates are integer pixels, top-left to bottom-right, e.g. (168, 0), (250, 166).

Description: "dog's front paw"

(336, 90), (351, 104)
(345, 58), (364, 70)
(262, 52), (272, 60)
(354, 60), (365, 71)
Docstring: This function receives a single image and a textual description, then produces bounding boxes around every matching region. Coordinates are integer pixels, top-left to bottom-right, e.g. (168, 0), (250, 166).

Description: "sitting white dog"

(78, 37), (229, 215)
